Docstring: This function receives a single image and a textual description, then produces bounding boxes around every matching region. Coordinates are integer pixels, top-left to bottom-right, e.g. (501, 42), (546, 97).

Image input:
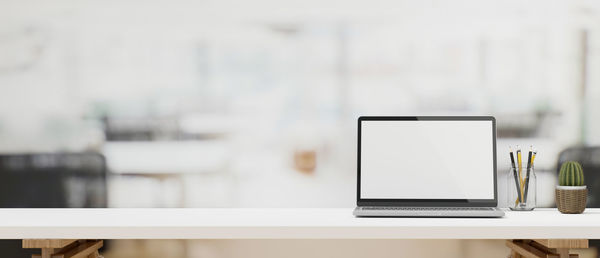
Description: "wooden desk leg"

(506, 239), (588, 258)
(510, 250), (522, 258)
(23, 239), (103, 258)
(88, 250), (100, 258)
(40, 248), (54, 258)
(556, 248), (571, 258)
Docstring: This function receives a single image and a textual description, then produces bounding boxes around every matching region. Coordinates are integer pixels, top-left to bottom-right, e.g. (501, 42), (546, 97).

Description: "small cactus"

(559, 161), (585, 186)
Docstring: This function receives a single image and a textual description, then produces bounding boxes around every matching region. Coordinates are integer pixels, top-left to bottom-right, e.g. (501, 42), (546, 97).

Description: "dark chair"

(0, 152), (108, 257)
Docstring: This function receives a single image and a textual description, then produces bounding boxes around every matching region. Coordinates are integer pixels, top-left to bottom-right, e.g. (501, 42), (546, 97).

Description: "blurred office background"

(1, 0), (600, 257)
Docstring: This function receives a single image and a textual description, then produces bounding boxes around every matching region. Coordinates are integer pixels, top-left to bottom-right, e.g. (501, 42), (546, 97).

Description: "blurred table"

(103, 141), (229, 174)
(102, 141), (230, 207)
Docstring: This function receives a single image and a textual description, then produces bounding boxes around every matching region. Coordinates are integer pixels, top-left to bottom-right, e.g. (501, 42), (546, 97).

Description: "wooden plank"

(33, 240), (103, 258)
(55, 240), (103, 258)
(23, 240), (77, 249)
(553, 249), (579, 258)
(506, 240), (557, 258)
(533, 239), (588, 249)
(511, 250), (522, 258)
(41, 248), (55, 258)
(556, 248), (570, 258)
(55, 241), (81, 255)
(530, 240), (554, 253)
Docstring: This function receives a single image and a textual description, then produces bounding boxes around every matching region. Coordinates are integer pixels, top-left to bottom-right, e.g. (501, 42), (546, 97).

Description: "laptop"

(353, 116), (504, 217)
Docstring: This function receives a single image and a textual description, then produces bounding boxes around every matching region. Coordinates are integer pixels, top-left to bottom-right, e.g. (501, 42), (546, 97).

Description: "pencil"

(523, 148), (536, 203)
(509, 146), (522, 203)
(517, 145), (523, 185)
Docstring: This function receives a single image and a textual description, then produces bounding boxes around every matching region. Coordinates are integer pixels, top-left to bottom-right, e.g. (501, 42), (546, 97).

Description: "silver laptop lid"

(357, 116), (497, 207)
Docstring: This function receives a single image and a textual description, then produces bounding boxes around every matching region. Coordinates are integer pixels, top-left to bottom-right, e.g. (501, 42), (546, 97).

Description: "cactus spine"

(559, 161), (584, 186)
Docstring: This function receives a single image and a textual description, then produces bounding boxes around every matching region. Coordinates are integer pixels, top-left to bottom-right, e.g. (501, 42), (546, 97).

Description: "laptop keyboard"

(362, 207), (494, 211)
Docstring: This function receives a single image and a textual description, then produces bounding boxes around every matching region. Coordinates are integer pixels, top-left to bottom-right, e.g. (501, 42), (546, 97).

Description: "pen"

(509, 146), (522, 203)
(523, 148), (536, 203)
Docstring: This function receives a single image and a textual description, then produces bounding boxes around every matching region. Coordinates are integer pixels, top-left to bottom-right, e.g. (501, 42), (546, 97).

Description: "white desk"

(1, 208), (599, 239)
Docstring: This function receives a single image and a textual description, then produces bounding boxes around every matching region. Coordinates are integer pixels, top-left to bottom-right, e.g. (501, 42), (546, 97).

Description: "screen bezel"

(357, 116), (498, 207)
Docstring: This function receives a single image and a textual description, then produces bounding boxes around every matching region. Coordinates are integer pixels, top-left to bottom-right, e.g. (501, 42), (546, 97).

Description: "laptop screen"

(359, 118), (495, 200)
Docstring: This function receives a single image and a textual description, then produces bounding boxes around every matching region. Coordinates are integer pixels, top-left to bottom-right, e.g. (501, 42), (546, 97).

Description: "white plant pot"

(556, 185), (587, 190)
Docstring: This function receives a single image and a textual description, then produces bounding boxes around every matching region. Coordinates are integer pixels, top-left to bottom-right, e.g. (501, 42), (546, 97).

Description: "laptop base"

(353, 206), (505, 218)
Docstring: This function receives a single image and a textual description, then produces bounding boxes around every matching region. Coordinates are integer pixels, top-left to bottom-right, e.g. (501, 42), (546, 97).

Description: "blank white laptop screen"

(360, 120), (494, 199)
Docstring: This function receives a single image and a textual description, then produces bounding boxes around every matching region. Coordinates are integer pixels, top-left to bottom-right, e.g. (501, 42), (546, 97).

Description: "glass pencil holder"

(507, 165), (536, 210)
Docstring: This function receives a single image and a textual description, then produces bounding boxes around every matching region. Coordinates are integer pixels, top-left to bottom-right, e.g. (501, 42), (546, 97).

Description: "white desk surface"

(1, 208), (599, 239)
